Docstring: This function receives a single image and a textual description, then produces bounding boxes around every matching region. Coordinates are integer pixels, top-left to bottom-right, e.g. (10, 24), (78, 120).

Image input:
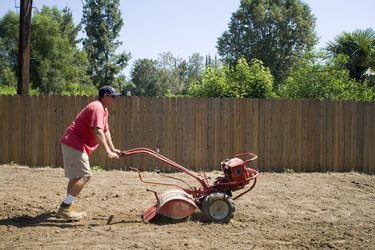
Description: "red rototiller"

(120, 148), (259, 223)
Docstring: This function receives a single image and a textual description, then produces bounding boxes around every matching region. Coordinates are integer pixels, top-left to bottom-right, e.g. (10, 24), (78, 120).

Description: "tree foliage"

(128, 52), (206, 96)
(325, 28), (375, 82)
(82, 0), (130, 89)
(0, 7), (92, 95)
(0, 11), (18, 86)
(128, 58), (163, 96)
(278, 52), (375, 101)
(217, 0), (317, 84)
(31, 6), (91, 94)
(188, 57), (276, 98)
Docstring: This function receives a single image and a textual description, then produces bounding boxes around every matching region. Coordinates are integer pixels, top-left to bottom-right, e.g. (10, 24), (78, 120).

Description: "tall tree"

(0, 7), (91, 94)
(217, 0), (317, 84)
(130, 58), (163, 96)
(0, 11), (19, 86)
(31, 6), (90, 94)
(60, 6), (82, 46)
(187, 53), (204, 83)
(325, 28), (375, 81)
(82, 0), (130, 89)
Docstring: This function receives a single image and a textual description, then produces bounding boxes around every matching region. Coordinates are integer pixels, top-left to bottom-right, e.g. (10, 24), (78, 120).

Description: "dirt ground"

(0, 164), (374, 250)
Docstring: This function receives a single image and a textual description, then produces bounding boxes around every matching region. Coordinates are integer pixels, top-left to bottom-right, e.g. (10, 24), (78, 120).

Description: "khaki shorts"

(61, 144), (92, 179)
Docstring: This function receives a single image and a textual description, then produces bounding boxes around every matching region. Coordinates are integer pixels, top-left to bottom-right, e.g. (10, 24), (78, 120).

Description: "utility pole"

(17, 0), (33, 96)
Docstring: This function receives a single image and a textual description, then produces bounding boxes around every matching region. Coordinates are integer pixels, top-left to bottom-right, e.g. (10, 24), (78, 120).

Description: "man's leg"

(58, 144), (91, 221)
(62, 176), (91, 205)
(67, 176), (91, 197)
(57, 177), (90, 221)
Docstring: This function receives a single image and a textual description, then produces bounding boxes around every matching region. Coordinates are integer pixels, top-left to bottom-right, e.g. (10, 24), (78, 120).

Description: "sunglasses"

(105, 94), (116, 99)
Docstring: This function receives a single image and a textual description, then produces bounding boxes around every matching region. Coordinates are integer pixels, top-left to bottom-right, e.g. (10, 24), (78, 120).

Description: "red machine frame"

(120, 148), (259, 223)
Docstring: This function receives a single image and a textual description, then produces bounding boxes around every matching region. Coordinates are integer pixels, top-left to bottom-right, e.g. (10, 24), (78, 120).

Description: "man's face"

(102, 94), (116, 107)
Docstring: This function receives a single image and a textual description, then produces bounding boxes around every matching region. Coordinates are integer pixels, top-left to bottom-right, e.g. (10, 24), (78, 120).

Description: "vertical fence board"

(110, 96), (122, 170)
(200, 98), (208, 169)
(331, 101), (339, 172)
(281, 100), (290, 170)
(338, 101), (345, 172)
(42, 96), (50, 166)
(23, 96), (32, 165)
(213, 98), (222, 169)
(233, 99), (243, 155)
(274, 100), (284, 172)
(257, 100), (265, 170)
(175, 97), (184, 168)
(355, 102), (364, 171)
(36, 96), (44, 166)
(345, 101), (354, 170)
(169, 98), (178, 170)
(194, 98), (203, 169)
(371, 103), (375, 174)
(118, 97), (128, 170)
(269, 100), (278, 171)
(319, 101), (327, 171)
(2, 96), (9, 163)
(301, 100), (309, 172)
(252, 99), (260, 169)
(0, 97), (5, 164)
(363, 102), (374, 173)
(207, 99), (215, 169)
(131, 97), (140, 169)
(295, 100), (303, 172)
(29, 97), (38, 166)
(244, 100), (252, 160)
(313, 100), (321, 172)
(10, 96), (19, 164)
(122, 97), (132, 169)
(18, 96), (26, 164)
(325, 101), (333, 172)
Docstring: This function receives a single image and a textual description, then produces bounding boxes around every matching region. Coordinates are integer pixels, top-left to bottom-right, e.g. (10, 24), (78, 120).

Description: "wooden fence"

(0, 95), (374, 173)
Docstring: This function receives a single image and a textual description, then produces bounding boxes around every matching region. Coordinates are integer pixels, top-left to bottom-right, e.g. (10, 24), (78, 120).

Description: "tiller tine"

(143, 203), (158, 223)
(143, 189), (197, 222)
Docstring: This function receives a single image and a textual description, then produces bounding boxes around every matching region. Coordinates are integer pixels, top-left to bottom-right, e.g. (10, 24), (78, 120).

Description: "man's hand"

(107, 151), (120, 159)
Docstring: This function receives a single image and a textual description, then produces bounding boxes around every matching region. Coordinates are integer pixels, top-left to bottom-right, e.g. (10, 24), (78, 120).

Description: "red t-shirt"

(61, 100), (108, 155)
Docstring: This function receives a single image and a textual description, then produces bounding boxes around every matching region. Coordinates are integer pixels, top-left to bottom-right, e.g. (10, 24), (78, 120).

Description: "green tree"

(325, 28), (375, 81)
(156, 52), (191, 95)
(187, 53), (204, 84)
(130, 58), (163, 96)
(188, 57), (275, 98)
(278, 52), (375, 101)
(0, 11), (19, 86)
(60, 7), (82, 46)
(217, 0), (317, 84)
(31, 6), (91, 94)
(0, 7), (95, 95)
(129, 52), (205, 96)
(82, 0), (130, 89)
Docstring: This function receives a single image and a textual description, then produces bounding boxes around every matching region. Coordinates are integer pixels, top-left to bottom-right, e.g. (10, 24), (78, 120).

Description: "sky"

(1, 0), (374, 71)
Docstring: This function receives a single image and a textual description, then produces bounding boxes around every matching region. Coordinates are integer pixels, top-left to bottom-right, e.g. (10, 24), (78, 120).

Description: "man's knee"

(82, 176), (91, 183)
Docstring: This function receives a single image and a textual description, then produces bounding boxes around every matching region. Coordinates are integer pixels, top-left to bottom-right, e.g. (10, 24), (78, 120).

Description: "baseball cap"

(99, 86), (122, 97)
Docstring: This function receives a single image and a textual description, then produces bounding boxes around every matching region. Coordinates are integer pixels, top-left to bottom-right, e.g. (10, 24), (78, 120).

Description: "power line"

(14, 0), (19, 14)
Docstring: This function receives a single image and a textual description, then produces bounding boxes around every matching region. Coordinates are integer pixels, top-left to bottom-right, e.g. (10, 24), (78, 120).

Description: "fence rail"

(0, 95), (374, 173)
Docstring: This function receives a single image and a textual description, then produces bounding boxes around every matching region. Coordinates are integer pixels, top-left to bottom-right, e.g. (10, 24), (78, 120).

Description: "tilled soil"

(0, 164), (374, 249)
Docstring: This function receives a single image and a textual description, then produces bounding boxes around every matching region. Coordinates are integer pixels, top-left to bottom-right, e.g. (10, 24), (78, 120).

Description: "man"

(57, 86), (122, 221)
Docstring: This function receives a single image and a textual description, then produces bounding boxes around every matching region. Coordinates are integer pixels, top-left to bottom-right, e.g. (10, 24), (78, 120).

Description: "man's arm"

(104, 130), (121, 154)
(94, 127), (119, 159)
